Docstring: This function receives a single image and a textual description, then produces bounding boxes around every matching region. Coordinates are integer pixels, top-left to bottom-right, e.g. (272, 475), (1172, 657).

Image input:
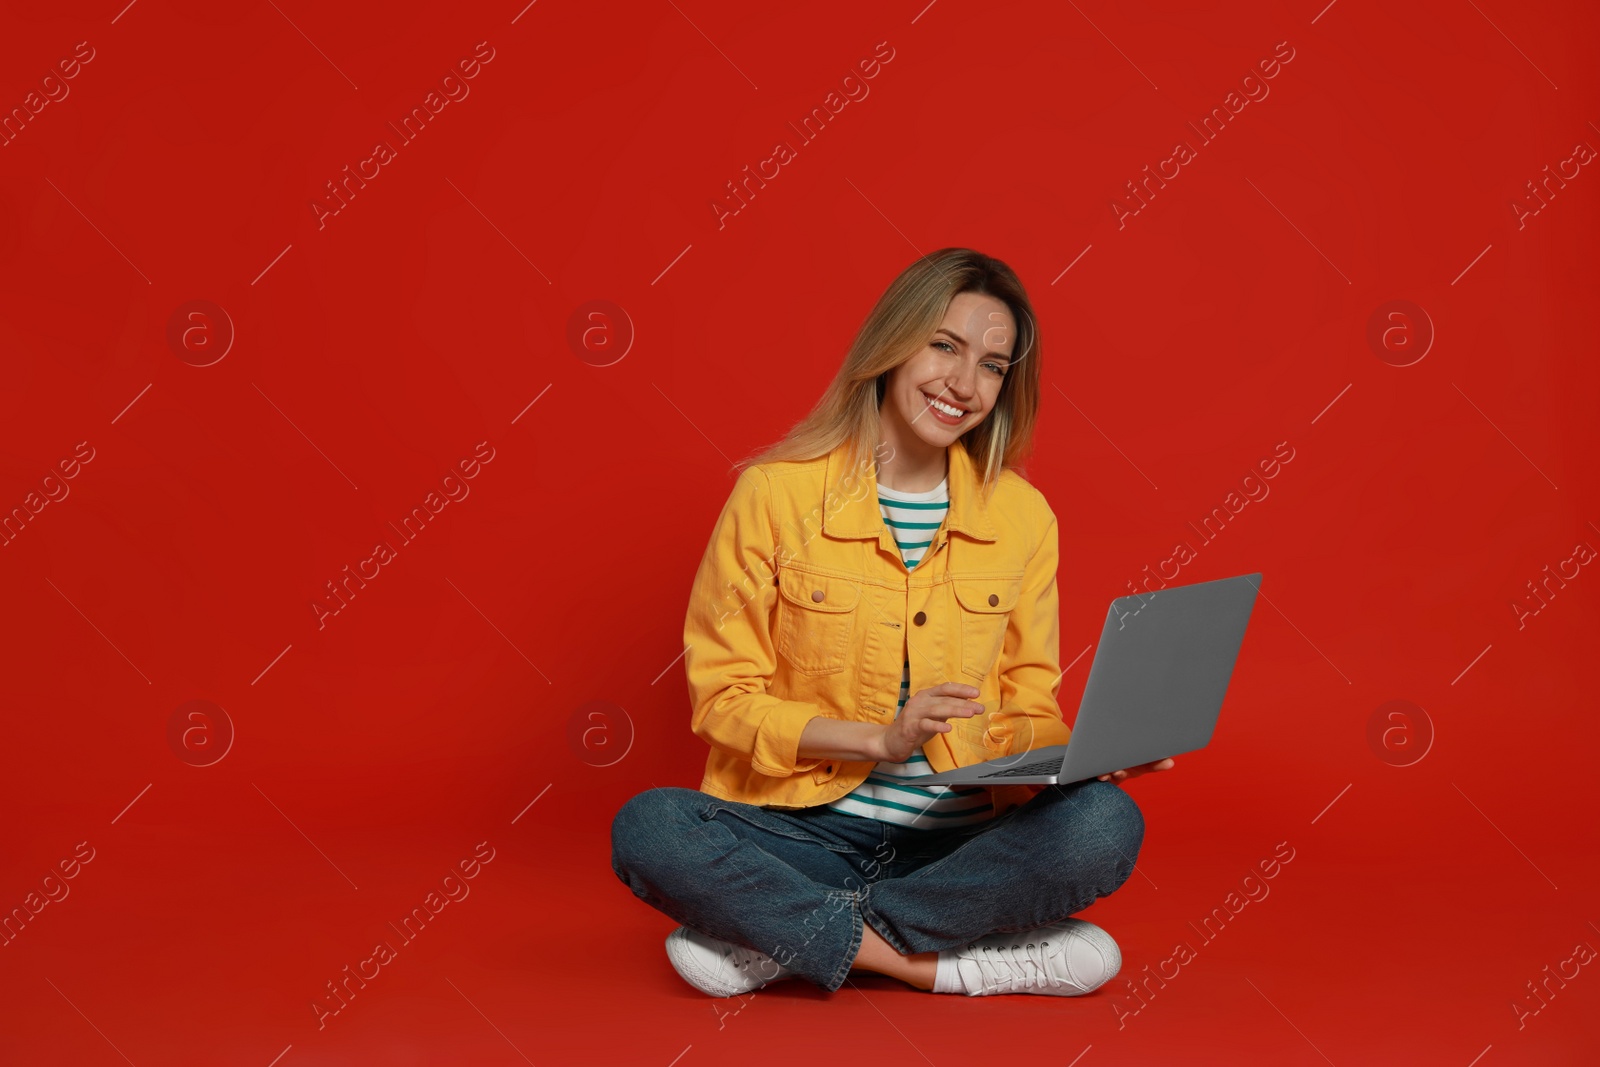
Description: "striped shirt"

(826, 475), (996, 829)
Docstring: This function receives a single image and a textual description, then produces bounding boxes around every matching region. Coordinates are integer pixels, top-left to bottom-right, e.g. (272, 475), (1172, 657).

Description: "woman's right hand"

(878, 682), (985, 763)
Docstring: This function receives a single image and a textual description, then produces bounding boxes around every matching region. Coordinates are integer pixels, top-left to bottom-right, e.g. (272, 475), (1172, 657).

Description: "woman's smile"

(923, 391), (969, 425)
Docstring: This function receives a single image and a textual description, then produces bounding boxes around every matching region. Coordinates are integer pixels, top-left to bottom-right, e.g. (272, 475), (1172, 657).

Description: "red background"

(2, 1), (1597, 1064)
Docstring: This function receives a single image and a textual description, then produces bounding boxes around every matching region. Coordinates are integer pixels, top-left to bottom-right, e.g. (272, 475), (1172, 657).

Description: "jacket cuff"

(989, 714), (1073, 754)
(750, 700), (828, 778)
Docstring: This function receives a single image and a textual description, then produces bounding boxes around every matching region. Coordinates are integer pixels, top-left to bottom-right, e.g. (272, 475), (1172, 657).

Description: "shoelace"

(725, 944), (786, 980)
(966, 936), (1070, 994)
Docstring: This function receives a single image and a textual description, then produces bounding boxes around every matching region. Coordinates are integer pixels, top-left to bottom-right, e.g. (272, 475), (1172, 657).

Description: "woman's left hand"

(1097, 757), (1175, 784)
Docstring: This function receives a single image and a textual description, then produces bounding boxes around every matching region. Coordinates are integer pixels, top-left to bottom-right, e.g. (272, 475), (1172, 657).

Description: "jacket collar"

(821, 438), (998, 545)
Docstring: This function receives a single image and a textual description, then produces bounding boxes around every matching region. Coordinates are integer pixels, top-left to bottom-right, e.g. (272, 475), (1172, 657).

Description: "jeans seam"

(823, 890), (864, 992)
(971, 906), (1091, 944)
(858, 886), (914, 956)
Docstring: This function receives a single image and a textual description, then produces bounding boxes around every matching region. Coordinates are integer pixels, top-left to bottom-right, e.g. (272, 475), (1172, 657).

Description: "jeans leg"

(862, 779), (1146, 956)
(610, 786), (882, 992)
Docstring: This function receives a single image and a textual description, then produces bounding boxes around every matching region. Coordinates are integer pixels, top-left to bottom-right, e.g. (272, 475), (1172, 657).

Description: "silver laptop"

(914, 572), (1261, 787)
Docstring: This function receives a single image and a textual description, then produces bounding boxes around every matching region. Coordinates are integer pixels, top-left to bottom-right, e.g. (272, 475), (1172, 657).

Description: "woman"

(610, 248), (1171, 1000)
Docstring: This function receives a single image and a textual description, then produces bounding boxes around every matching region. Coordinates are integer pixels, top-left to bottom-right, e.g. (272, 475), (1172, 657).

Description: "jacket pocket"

(775, 568), (862, 675)
(951, 574), (1023, 680)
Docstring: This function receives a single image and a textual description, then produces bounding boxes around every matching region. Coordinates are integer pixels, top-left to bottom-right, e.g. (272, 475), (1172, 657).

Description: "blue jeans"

(609, 780), (1145, 992)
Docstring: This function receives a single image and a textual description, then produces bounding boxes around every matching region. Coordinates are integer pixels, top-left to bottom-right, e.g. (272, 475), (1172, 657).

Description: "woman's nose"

(946, 371), (976, 398)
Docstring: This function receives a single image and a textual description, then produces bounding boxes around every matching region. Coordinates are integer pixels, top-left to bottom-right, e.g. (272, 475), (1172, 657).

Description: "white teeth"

(926, 395), (965, 417)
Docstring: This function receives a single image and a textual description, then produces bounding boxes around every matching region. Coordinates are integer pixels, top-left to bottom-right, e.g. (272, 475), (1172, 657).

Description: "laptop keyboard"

(980, 756), (1064, 778)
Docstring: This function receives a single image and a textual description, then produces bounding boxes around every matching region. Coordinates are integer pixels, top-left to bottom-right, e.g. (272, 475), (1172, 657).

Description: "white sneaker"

(664, 926), (795, 998)
(948, 919), (1121, 996)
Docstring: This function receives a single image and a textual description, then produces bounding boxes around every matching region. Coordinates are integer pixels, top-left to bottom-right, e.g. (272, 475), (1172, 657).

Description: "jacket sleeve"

(683, 466), (828, 778)
(988, 491), (1073, 754)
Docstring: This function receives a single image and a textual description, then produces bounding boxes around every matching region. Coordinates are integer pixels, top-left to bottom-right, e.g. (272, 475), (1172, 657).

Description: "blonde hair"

(735, 247), (1042, 500)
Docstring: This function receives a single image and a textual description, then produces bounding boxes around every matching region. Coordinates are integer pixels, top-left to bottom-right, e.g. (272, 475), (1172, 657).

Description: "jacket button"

(988, 593), (999, 606)
(811, 589), (825, 602)
(913, 611), (926, 625)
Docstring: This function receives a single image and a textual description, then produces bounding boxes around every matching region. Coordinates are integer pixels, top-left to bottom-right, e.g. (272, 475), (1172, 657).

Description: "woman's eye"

(931, 337), (1005, 373)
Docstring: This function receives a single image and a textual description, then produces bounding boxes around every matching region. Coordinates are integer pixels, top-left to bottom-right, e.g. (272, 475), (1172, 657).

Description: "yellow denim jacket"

(683, 438), (1072, 817)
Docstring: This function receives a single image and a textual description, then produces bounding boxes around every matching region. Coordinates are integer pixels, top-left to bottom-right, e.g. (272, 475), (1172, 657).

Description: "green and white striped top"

(825, 475), (995, 829)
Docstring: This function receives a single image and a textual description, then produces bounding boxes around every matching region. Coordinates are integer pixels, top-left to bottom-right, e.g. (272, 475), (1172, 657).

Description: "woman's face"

(882, 290), (1016, 451)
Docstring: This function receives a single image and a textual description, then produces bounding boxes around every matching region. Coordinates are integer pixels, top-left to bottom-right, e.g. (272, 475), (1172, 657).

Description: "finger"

(926, 704), (980, 721)
(930, 706), (978, 719)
